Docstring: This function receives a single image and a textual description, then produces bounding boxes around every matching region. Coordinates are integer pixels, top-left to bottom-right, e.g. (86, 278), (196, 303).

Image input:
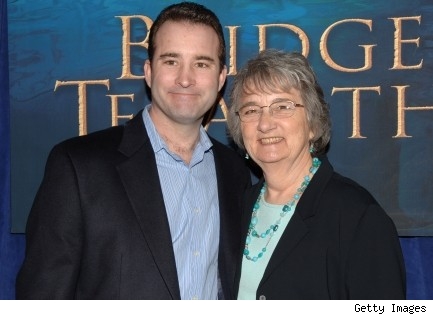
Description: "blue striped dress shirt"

(142, 105), (220, 300)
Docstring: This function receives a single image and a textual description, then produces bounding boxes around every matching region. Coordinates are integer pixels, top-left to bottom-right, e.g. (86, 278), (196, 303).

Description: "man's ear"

(144, 60), (152, 88)
(218, 65), (228, 92)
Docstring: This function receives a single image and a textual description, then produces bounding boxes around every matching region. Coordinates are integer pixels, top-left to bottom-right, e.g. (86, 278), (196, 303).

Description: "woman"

(227, 49), (406, 299)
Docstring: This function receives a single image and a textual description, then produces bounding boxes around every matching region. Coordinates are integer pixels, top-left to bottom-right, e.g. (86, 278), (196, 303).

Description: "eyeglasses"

(236, 100), (304, 122)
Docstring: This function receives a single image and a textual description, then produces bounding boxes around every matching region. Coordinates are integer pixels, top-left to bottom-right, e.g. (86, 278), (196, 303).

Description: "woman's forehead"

(240, 82), (300, 99)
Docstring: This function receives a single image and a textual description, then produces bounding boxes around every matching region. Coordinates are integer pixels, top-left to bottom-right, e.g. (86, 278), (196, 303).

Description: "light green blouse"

(237, 198), (295, 300)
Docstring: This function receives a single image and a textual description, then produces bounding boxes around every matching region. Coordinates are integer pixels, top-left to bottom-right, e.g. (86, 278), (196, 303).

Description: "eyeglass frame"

(235, 100), (304, 122)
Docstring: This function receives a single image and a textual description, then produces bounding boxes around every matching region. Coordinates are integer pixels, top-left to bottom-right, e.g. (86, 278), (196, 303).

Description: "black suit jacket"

(16, 111), (251, 299)
(234, 156), (406, 300)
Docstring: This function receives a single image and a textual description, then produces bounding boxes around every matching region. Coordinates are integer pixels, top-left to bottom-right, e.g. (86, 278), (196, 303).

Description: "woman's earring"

(309, 144), (315, 154)
(245, 152), (249, 159)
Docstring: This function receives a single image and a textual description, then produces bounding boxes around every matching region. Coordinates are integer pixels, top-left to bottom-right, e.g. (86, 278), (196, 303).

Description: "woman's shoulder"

(323, 170), (395, 224)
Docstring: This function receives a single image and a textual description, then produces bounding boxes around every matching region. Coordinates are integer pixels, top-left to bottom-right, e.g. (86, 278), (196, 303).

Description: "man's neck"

(161, 131), (200, 165)
(149, 106), (202, 164)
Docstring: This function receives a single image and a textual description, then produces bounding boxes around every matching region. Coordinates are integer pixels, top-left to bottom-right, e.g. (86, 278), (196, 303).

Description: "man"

(16, 2), (251, 299)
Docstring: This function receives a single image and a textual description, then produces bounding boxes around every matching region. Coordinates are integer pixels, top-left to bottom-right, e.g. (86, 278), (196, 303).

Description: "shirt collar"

(142, 104), (213, 157)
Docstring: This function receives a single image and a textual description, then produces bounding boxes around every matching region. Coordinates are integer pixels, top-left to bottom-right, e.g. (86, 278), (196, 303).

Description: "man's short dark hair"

(147, 2), (226, 71)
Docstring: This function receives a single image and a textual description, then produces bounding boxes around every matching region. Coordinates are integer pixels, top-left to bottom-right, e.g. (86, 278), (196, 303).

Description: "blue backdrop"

(1, 0), (432, 299)
(7, 0), (433, 237)
(1, 0), (25, 299)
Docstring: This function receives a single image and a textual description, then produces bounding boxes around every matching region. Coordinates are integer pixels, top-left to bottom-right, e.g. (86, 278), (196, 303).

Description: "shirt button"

(259, 295), (266, 300)
(194, 208), (201, 214)
(192, 296), (199, 300)
(193, 250), (200, 256)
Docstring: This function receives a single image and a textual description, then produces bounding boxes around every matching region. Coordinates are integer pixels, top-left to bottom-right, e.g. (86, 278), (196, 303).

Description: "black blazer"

(16, 111), (251, 299)
(234, 156), (406, 300)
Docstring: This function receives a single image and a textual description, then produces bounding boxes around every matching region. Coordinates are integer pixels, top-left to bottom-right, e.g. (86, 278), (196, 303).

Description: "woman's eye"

(244, 108), (259, 115)
(273, 102), (293, 111)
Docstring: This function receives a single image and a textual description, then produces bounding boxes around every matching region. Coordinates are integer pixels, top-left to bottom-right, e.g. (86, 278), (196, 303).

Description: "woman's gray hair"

(226, 49), (331, 156)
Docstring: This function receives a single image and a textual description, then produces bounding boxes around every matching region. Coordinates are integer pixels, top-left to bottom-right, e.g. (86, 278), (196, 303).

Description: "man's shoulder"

(56, 111), (144, 152)
(211, 138), (245, 162)
(58, 125), (124, 150)
(209, 137), (239, 154)
(45, 125), (130, 165)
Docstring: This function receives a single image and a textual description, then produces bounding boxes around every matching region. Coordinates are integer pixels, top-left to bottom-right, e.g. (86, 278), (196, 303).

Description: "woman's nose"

(257, 109), (276, 132)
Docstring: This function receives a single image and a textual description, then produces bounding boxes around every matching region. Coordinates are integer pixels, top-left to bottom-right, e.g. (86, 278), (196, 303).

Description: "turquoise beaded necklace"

(243, 157), (321, 262)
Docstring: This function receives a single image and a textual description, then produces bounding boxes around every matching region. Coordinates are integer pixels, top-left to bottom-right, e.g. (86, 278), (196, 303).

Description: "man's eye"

(196, 62), (208, 68)
(164, 60), (176, 65)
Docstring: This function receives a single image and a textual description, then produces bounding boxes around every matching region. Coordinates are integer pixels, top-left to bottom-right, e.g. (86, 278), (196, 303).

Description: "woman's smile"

(258, 137), (284, 145)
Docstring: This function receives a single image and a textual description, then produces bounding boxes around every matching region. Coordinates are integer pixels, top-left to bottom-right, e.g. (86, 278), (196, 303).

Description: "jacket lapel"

(116, 112), (181, 299)
(212, 140), (244, 299)
(258, 157), (333, 287)
(213, 140), (242, 257)
(260, 211), (309, 284)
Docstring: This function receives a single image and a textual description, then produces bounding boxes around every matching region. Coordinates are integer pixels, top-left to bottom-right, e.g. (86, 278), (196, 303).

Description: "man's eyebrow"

(157, 53), (215, 62)
(195, 55), (215, 63)
(158, 52), (179, 59)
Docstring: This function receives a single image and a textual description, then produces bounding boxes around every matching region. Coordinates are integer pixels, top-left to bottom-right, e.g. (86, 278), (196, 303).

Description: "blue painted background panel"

(7, 0), (433, 235)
